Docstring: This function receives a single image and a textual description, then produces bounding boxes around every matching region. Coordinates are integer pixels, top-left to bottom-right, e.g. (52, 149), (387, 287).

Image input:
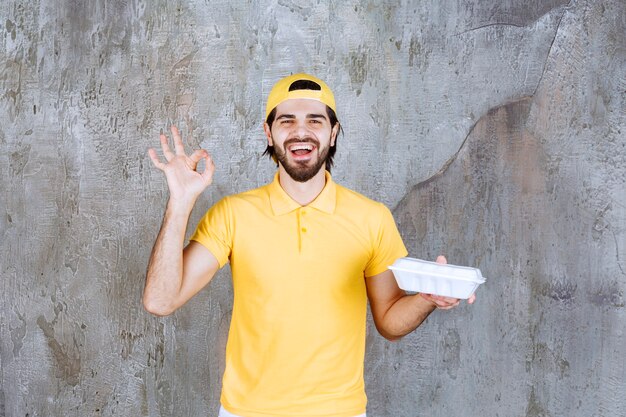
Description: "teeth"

(291, 144), (313, 151)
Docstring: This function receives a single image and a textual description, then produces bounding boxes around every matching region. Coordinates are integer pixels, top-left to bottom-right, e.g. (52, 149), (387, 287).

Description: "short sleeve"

(189, 197), (233, 268)
(364, 203), (408, 277)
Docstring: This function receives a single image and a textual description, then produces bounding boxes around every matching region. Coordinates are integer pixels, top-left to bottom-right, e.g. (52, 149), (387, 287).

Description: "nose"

(289, 119), (310, 138)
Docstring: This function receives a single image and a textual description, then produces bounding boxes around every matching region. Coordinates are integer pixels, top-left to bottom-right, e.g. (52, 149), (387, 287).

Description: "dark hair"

(263, 105), (343, 172)
(288, 79), (322, 92)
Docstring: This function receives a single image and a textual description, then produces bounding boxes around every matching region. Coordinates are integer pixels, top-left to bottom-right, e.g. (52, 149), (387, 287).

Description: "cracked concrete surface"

(0, 0), (624, 416)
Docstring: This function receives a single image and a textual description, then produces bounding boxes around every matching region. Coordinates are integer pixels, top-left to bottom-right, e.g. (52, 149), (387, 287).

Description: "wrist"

(166, 197), (196, 214)
(418, 293), (438, 310)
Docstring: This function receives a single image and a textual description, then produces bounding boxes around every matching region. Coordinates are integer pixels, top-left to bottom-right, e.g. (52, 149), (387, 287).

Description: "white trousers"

(218, 405), (366, 417)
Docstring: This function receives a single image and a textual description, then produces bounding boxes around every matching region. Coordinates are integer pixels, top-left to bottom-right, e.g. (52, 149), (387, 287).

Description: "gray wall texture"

(1, 0), (624, 416)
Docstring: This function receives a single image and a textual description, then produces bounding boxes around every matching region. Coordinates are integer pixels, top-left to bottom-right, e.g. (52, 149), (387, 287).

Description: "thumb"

(436, 255), (447, 264)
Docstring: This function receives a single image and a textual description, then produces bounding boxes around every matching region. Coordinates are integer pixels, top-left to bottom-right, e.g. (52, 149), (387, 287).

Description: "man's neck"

(278, 166), (327, 206)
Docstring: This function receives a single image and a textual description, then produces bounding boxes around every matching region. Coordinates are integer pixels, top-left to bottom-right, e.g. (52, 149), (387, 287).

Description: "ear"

(263, 122), (273, 146)
(330, 123), (339, 147)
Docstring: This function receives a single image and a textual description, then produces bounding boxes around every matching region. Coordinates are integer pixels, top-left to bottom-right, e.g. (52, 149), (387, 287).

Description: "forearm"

(377, 293), (437, 341)
(367, 264), (471, 341)
(143, 200), (194, 316)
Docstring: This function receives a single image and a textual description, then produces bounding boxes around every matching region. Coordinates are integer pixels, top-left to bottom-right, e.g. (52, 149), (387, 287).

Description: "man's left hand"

(418, 255), (477, 310)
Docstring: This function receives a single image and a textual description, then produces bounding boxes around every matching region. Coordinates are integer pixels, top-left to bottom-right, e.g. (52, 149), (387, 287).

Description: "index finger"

(430, 294), (460, 304)
(148, 148), (166, 170)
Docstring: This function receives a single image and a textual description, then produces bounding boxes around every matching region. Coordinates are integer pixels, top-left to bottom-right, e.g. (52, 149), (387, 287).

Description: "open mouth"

(288, 143), (316, 157)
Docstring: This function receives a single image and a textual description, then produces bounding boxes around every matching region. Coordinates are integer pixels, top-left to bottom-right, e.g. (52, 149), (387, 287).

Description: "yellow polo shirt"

(190, 172), (407, 417)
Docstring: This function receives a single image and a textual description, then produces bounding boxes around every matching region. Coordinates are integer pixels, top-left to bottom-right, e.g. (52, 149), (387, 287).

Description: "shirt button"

(301, 227), (307, 233)
(301, 210), (306, 215)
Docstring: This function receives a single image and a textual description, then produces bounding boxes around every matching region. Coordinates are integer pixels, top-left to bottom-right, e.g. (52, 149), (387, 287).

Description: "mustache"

(283, 137), (320, 148)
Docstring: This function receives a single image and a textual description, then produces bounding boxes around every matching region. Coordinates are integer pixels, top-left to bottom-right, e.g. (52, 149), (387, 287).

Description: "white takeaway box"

(389, 257), (485, 299)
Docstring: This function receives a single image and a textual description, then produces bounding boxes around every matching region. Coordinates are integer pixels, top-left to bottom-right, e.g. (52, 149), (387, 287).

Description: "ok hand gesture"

(148, 126), (215, 207)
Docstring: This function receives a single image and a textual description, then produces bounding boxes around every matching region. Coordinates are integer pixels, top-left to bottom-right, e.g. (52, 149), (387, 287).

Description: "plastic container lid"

(388, 257), (485, 299)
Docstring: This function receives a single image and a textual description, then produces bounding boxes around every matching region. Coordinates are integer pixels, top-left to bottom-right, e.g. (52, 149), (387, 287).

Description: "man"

(144, 73), (475, 417)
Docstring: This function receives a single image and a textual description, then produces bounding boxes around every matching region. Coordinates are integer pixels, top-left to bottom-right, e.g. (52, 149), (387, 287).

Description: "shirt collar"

(268, 171), (337, 215)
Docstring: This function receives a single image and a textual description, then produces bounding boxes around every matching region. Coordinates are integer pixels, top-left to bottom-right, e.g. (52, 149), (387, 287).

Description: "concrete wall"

(1, 0), (624, 416)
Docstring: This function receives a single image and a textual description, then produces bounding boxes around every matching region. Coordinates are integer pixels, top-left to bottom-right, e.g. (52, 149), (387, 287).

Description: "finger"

(439, 300), (460, 309)
(148, 148), (165, 170)
(171, 125), (185, 156)
(436, 255), (447, 264)
(428, 294), (460, 309)
(189, 149), (208, 164)
(201, 153), (215, 185)
(431, 294), (456, 303)
(436, 297), (460, 309)
(419, 293), (432, 301)
(160, 133), (175, 161)
(467, 294), (476, 304)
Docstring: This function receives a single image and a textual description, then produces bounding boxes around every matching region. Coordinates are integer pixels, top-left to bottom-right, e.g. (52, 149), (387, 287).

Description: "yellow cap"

(265, 73), (336, 120)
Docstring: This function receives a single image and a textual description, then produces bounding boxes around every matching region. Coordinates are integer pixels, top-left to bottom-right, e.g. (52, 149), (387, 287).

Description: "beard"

(273, 137), (330, 183)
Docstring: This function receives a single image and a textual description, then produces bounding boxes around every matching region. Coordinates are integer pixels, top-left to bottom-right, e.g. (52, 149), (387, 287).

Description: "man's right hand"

(144, 125), (219, 317)
(148, 125), (215, 207)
